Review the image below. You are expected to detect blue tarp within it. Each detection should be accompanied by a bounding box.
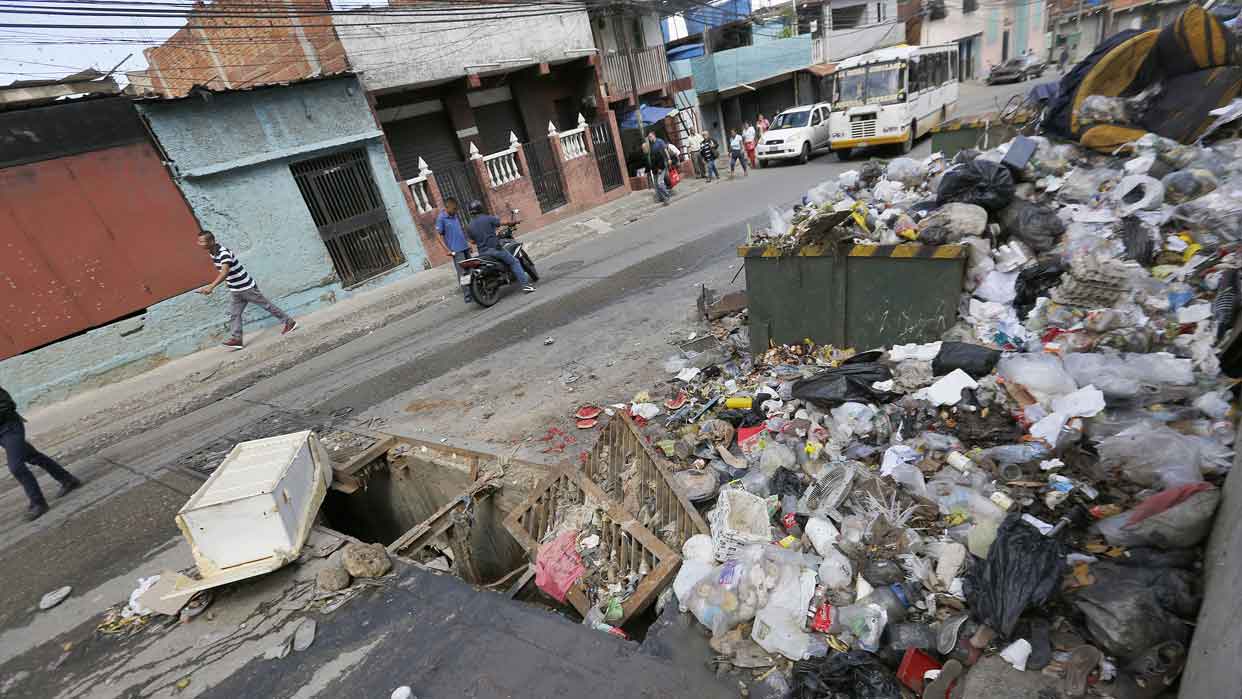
[618,104,677,130]
[667,43,705,62]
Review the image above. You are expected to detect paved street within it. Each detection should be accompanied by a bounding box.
[0,79,1040,697]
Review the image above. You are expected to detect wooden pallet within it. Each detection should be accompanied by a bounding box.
[503,466,680,626]
[580,413,709,551]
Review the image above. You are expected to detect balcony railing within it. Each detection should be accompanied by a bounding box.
[601,45,672,98]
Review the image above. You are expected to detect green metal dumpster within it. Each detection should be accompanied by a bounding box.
[930,113,1019,159]
[740,242,967,355]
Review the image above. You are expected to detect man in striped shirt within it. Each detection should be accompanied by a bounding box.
[197,231,296,350]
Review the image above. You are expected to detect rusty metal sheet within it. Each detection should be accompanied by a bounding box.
[0,96,147,170]
[0,141,210,360]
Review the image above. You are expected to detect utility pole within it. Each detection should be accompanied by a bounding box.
[614,1,653,176]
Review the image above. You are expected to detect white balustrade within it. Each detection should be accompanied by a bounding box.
[483,148,522,187]
[559,127,589,161]
[406,176,433,213]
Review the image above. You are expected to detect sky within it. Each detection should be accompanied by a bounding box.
[0,12,180,84]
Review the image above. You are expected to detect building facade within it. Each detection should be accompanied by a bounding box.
[0,74,425,407]
[922,0,1045,78]
[682,0,900,145]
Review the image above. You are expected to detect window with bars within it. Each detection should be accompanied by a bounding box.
[290,149,406,287]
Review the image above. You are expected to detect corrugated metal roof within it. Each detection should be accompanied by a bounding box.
[131,71,357,102]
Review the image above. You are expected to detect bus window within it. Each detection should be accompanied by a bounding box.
[865,64,903,103]
[835,69,866,105]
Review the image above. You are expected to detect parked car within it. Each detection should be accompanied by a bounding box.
[756,102,833,166]
[986,55,1046,84]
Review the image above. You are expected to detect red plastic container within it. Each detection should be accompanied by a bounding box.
[897,648,942,692]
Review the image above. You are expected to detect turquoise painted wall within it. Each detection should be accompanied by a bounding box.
[691,35,813,93]
[0,75,427,408]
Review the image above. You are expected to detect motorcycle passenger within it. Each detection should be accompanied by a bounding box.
[465,200,536,293]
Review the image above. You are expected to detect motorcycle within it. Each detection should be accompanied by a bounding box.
[458,211,540,308]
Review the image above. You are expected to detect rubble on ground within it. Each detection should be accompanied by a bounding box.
[571,117,1242,697]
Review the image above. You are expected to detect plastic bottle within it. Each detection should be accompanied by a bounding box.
[856,583,911,624]
[725,396,753,409]
[805,517,841,557]
[825,602,888,651]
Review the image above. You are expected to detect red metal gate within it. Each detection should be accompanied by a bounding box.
[0,141,209,359]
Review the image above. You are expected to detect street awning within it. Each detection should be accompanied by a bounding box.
[805,62,838,77]
[619,104,677,130]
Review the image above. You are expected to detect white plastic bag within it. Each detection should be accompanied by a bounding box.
[751,567,818,659]
[1098,423,1206,488]
[997,354,1077,406]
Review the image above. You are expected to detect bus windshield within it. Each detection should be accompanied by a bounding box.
[833,61,905,106]
[770,110,810,129]
[865,66,903,103]
[835,69,866,105]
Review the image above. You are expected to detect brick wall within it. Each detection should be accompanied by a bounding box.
[142,0,348,97]
[413,109,631,267]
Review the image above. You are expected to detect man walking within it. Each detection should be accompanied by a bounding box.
[729,129,748,178]
[435,197,475,304]
[197,231,295,350]
[700,131,720,181]
[1058,46,1070,73]
[465,200,536,293]
[743,121,758,169]
[687,130,705,179]
[645,132,672,205]
[1,386,80,521]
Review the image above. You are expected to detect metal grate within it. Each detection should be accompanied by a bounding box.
[432,162,486,224]
[503,466,680,626]
[590,120,625,192]
[291,149,405,287]
[581,413,709,551]
[523,136,568,213]
[850,118,878,139]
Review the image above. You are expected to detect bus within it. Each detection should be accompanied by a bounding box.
[827,44,960,158]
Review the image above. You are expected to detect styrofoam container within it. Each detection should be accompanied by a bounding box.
[176,430,331,577]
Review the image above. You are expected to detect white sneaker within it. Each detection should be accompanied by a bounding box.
[523,285,537,293]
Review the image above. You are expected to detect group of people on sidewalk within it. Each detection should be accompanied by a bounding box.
[648,113,773,194]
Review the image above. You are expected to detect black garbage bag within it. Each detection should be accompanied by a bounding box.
[792,651,902,699]
[936,160,1016,212]
[933,342,1001,378]
[791,364,894,409]
[997,199,1066,252]
[1120,216,1157,265]
[1013,258,1068,320]
[771,467,804,499]
[1074,563,1195,660]
[964,514,1066,638]
[953,148,981,164]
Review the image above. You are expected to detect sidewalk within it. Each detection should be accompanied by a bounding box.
[23,176,717,461]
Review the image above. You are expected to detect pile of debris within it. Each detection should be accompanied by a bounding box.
[568,112,1242,698]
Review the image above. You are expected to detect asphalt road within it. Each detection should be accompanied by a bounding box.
[0,79,1035,691]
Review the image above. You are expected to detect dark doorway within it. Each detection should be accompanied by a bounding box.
[475,99,529,154]
[590,119,624,192]
[554,97,579,133]
[523,136,568,213]
[433,162,487,224]
[383,110,461,177]
[1002,30,1010,62]
[291,149,406,287]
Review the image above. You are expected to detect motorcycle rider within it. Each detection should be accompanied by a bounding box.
[465,200,536,293]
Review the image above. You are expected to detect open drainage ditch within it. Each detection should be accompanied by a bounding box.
[318,435,669,640]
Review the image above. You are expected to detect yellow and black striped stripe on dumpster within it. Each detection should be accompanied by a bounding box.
[736,244,965,259]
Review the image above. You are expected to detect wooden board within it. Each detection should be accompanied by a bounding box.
[503,466,680,626]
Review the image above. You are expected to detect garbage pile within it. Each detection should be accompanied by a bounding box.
[597,126,1242,697]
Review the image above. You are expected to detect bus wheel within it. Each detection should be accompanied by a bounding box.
[834,149,850,161]
[900,122,915,154]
